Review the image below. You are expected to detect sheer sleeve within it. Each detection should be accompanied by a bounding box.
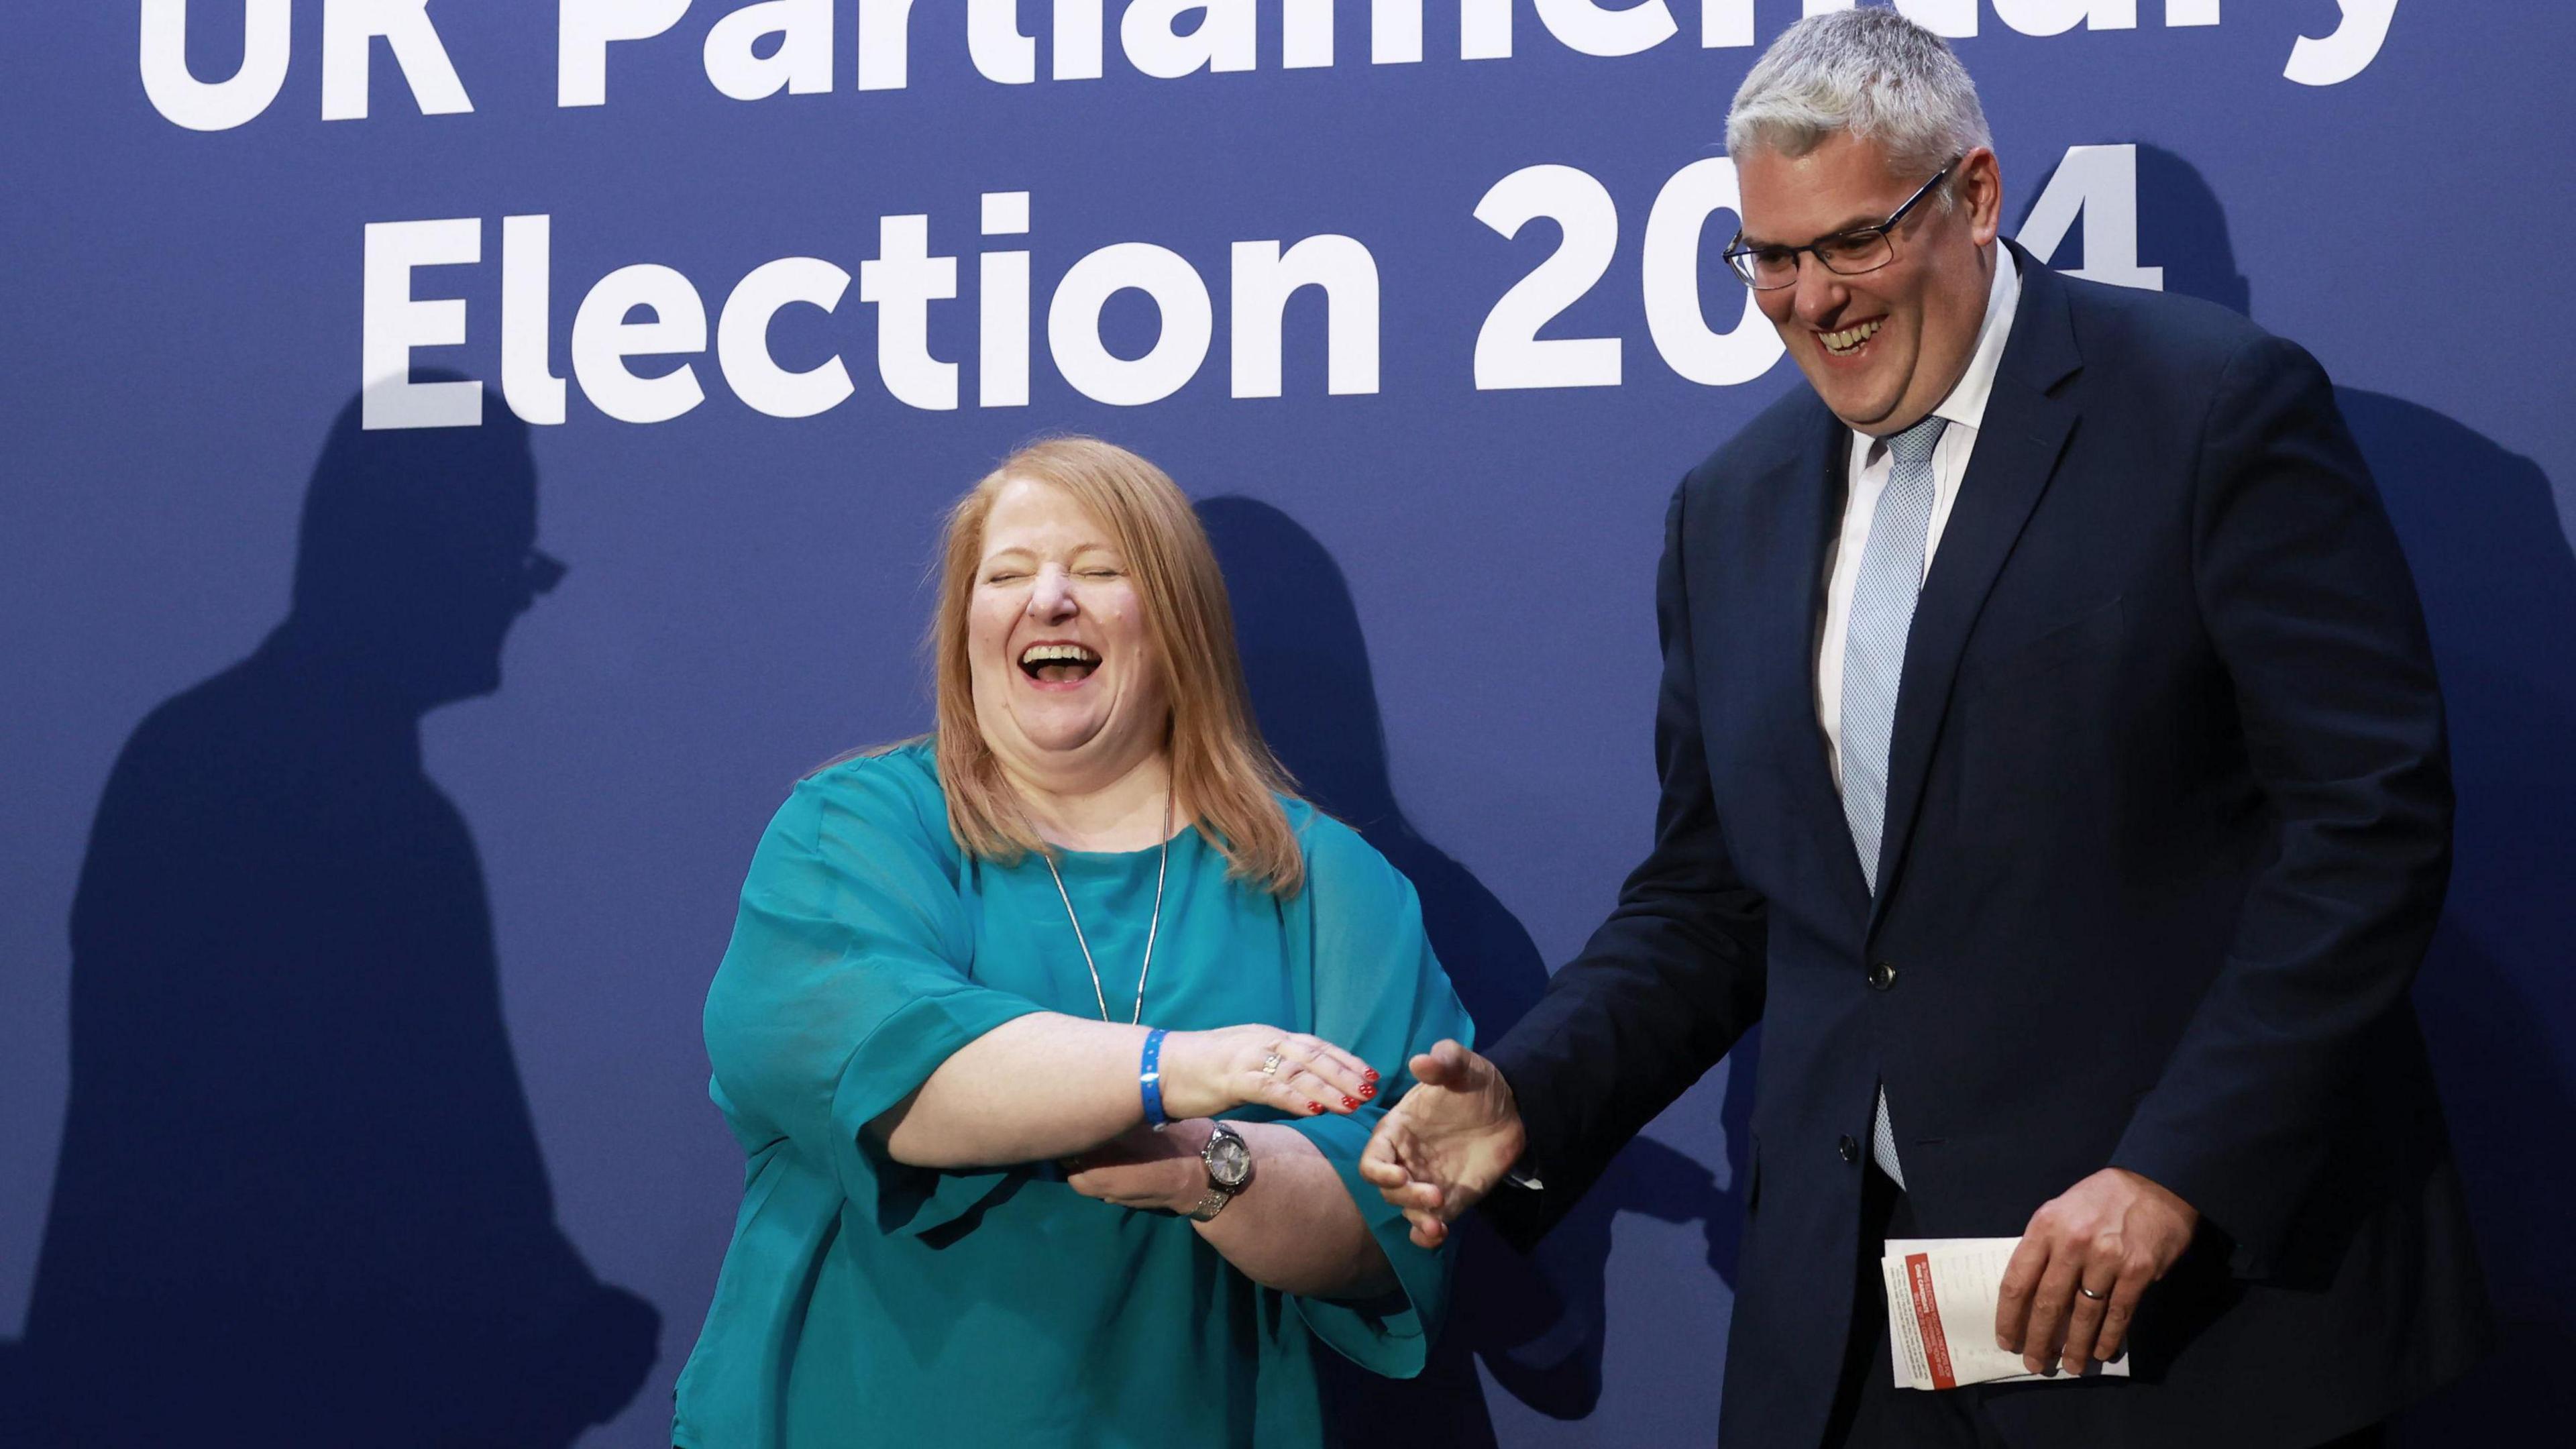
[1273,811,1474,1377]
[702,752,1046,1237]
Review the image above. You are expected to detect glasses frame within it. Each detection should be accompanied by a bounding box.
[1723,156,1964,291]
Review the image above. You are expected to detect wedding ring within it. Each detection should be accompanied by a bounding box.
[1261,1052,1284,1077]
[2077,1285,2109,1301]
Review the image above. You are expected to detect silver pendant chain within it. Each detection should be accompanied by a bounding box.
[1040,790,1173,1025]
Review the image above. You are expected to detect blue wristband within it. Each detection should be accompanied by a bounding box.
[1140,1028,1170,1129]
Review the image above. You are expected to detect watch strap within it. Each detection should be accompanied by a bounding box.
[1189,1121,1250,1222]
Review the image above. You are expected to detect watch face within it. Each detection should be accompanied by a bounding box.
[1207,1132,1252,1190]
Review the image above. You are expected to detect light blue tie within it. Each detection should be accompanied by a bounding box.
[1841,411,1947,1187]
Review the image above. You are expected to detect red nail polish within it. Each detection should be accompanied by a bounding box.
[1358,1083,1377,1100]
[1307,1102,1324,1114]
[1364,1069,1380,1082]
[1342,1095,1359,1110]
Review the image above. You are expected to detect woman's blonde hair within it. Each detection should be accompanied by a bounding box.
[929,436,1305,897]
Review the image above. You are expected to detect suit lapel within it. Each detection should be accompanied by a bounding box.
[1759,402,1876,919]
[1868,249,2085,925]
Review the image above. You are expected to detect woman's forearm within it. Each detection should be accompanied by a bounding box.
[877,1016,1380,1170]
[1195,1122,1396,1300]
[873,1013,1150,1168]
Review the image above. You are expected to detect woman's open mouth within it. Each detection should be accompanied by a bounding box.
[1019,642,1101,684]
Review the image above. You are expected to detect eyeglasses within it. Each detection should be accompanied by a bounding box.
[1723,157,1961,290]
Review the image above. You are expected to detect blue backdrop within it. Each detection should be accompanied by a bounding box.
[3,2,2565,1442]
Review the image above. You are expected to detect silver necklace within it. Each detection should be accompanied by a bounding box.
[1040,791,1173,1025]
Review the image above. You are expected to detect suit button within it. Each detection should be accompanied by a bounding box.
[1868,960,1898,991]
[1838,1134,1860,1163]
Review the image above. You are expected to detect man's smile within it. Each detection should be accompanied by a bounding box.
[1819,317,1885,358]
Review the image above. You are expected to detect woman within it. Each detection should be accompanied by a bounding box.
[674,438,1470,1448]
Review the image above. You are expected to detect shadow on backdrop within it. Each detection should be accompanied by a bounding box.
[1198,496,1747,1442]
[2,382,658,1446]
[2027,144,2569,1440]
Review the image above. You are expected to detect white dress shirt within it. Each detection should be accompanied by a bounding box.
[1817,248,2021,1189]
[1816,249,2023,791]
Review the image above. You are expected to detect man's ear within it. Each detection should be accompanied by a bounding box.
[1959,146,2004,248]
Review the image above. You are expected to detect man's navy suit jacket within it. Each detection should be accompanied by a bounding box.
[1485,246,2489,1448]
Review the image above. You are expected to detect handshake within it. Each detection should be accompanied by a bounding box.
[1078,1026,1523,1240]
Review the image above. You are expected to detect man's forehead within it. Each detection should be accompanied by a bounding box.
[1735,134,1920,241]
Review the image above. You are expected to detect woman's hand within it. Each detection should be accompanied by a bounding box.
[1063,1121,1210,1214]
[1156,1024,1379,1120]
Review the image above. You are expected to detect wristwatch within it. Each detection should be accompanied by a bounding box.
[1187,1121,1253,1222]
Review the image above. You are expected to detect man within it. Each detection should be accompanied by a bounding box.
[1360,11,2487,1447]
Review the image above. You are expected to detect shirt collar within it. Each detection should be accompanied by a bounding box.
[1930,244,2021,435]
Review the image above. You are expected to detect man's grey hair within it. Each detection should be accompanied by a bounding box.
[1725,6,1992,204]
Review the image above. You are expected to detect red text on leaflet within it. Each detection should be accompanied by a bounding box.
[1905,1252,1957,1390]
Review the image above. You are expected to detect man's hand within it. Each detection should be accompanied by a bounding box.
[1063,1121,1209,1214]
[1994,1167,2199,1375]
[1356,1040,1527,1248]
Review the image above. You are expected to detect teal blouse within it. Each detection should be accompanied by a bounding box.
[674,743,1470,1448]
